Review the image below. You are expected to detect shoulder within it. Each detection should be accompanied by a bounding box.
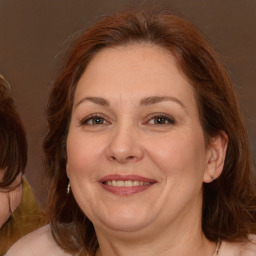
[5,225,72,256]
[220,235,256,256]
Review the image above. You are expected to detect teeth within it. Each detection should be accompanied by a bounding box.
[133,181,139,186]
[116,181,124,186]
[103,180,151,187]
[125,180,133,187]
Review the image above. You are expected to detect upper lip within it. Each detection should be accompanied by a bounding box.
[98,174,156,183]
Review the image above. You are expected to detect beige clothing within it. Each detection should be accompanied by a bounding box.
[219,237,256,256]
[6,224,256,256]
[5,225,72,256]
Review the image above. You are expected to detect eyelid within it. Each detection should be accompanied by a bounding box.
[78,112,176,126]
[144,113,176,125]
[80,113,110,125]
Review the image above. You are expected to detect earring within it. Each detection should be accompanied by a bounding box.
[210,175,215,181]
[67,182,71,194]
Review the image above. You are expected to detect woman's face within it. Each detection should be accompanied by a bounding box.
[66,44,215,235]
[0,171,22,228]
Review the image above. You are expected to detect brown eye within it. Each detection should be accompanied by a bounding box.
[154,117,169,124]
[148,115,176,125]
[81,115,108,125]
[91,117,105,125]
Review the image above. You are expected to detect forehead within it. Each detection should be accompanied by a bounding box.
[74,43,195,106]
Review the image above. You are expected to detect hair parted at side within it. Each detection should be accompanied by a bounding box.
[43,9,256,255]
[0,75,27,189]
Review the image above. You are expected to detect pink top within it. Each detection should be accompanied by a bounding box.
[6,225,256,256]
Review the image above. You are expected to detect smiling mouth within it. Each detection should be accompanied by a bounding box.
[102,180,151,187]
[99,175,156,195]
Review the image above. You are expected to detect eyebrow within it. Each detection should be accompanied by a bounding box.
[140,96,186,109]
[75,97,110,108]
[75,96,186,109]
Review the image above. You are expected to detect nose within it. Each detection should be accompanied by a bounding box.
[106,124,144,164]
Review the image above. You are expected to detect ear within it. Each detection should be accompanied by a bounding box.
[203,131,228,183]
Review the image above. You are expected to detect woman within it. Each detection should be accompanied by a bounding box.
[7,10,256,256]
[0,75,43,255]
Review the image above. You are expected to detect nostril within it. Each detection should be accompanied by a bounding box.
[111,156,116,161]
[109,155,136,163]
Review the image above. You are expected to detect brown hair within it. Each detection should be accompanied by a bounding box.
[0,75,27,189]
[43,10,256,255]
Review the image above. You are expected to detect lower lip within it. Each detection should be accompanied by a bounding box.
[99,183,154,195]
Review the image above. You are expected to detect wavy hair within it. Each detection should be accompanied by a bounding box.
[43,10,256,255]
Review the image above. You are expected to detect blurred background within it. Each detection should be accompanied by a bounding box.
[0,0,255,205]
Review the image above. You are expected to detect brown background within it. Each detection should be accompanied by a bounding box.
[0,0,255,205]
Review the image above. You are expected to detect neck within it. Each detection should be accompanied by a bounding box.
[95,209,216,256]
[96,232,216,256]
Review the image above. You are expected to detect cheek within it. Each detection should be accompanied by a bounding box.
[9,184,23,213]
[146,131,206,179]
[67,134,104,178]
[66,136,100,219]
[0,186,22,228]
[66,132,109,208]
[0,193,10,228]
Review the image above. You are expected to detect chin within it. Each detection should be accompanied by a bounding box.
[101,220,149,232]
[94,209,154,233]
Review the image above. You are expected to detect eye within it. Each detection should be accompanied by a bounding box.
[80,114,109,125]
[147,114,176,125]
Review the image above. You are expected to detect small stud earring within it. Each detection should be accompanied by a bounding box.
[210,176,215,181]
[67,182,71,194]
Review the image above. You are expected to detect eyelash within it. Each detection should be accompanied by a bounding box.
[145,113,176,125]
[80,114,109,126]
[80,113,176,126]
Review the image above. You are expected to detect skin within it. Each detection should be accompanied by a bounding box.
[66,43,228,256]
[0,171,22,228]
